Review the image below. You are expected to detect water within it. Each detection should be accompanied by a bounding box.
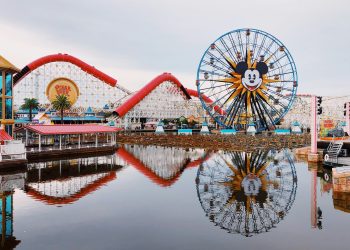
[1,144,349,250]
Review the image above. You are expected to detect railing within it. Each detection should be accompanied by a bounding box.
[26,142,116,153]
[324,137,343,164]
[0,140,27,161]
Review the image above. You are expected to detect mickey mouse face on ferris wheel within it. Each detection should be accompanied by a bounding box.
[236,61,269,92]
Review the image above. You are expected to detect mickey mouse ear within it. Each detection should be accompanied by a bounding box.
[236,61,248,74]
[256,62,268,75]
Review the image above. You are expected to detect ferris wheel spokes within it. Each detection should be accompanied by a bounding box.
[196,28,298,130]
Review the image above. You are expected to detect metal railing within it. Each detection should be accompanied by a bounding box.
[324,137,343,164]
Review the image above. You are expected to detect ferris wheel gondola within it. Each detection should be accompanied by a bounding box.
[196,28,298,130]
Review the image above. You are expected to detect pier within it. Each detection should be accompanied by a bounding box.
[2,124,120,164]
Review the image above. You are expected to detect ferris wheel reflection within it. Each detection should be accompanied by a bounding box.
[196,149,297,237]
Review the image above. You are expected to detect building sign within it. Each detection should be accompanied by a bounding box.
[320,119,336,137]
[323,119,334,128]
[46,78,79,105]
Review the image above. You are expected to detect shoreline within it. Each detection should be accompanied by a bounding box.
[116,133,311,152]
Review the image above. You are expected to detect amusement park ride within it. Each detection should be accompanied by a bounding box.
[196,28,298,131]
[6,28,299,132]
[13,54,131,114]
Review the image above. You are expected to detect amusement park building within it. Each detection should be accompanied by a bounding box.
[282,94,350,130]
[12,54,209,127]
[0,55,20,136]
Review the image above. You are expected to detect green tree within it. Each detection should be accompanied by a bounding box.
[162,119,169,125]
[51,95,72,124]
[21,98,39,122]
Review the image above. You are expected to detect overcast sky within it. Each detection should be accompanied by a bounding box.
[1,0,349,95]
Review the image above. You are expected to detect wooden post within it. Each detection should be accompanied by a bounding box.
[95,133,98,147]
[59,135,62,150]
[78,134,81,149]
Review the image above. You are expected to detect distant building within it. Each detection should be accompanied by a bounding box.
[14,106,105,125]
[282,95,350,130]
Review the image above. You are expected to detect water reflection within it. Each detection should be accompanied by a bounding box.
[25,155,121,205]
[117,145,210,187]
[0,170,26,249]
[3,145,350,249]
[315,165,350,214]
[196,149,298,237]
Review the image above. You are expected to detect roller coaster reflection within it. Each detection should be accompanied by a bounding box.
[116,145,211,187]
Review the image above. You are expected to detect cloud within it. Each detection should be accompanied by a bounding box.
[2,0,350,95]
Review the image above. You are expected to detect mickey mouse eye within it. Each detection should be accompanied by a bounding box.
[248,74,251,79]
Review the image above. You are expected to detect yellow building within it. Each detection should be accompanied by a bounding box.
[0,55,20,137]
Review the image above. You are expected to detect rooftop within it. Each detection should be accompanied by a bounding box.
[0,55,20,73]
[85,107,94,114]
[25,124,121,135]
[0,129,13,141]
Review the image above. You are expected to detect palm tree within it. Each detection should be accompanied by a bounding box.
[51,95,72,124]
[21,98,39,122]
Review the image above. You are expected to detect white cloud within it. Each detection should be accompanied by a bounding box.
[2,0,350,94]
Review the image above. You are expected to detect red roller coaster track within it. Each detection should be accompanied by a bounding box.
[14,53,225,116]
[115,73,225,117]
[185,88,226,115]
[115,73,191,117]
[13,53,117,86]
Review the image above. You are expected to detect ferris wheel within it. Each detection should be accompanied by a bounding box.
[196,150,297,236]
[196,28,298,130]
